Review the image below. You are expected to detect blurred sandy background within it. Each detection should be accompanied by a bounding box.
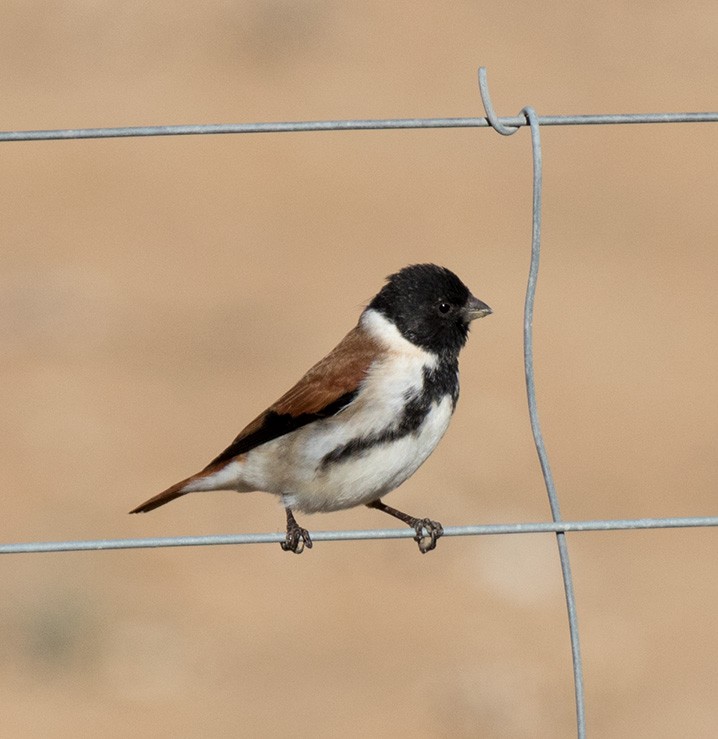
[1,2,717,737]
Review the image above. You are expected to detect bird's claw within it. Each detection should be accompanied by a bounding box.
[281,522,313,554]
[413,518,444,554]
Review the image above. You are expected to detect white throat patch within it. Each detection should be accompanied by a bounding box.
[360,308,438,368]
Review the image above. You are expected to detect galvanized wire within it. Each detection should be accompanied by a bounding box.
[478,66,585,736]
[2,517,718,554]
[523,105,586,739]
[0,113,717,143]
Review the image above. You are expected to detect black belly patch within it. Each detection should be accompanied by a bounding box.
[319,360,458,470]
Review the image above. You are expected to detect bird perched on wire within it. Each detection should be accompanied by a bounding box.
[130,263,491,554]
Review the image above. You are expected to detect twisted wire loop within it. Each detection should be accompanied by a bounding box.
[478,67,586,738]
[478,67,521,136]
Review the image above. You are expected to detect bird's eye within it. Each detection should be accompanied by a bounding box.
[437,302,452,315]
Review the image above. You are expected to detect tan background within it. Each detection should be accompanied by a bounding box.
[1,2,717,737]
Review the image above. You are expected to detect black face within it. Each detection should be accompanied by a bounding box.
[368,264,484,356]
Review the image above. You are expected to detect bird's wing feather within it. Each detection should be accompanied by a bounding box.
[203,323,380,470]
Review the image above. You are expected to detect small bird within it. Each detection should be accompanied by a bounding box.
[130,264,491,553]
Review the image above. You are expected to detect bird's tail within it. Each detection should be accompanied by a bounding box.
[129,473,204,514]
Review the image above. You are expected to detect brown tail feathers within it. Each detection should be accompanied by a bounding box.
[129,477,194,514]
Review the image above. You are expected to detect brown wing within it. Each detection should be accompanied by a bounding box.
[202,323,381,470]
[129,322,381,514]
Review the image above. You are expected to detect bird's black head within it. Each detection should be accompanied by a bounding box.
[367,263,491,356]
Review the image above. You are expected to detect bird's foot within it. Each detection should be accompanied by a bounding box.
[412,518,444,554]
[281,509,312,554]
[366,499,444,554]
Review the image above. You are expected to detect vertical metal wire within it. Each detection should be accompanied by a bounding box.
[478,68,586,737]
[522,106,586,738]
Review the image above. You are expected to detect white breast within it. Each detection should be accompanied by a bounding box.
[211,309,456,513]
[297,393,455,512]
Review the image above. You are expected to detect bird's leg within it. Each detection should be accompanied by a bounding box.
[281,507,312,554]
[367,498,443,554]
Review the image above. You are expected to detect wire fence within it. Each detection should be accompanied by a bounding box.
[4,517,718,555]
[2,67,717,738]
[1,112,716,141]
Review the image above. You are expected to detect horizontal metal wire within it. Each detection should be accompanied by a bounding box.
[2,517,718,554]
[1,112,717,142]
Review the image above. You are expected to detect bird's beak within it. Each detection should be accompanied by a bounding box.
[463,295,492,321]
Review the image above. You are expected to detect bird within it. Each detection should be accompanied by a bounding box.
[130,263,491,554]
